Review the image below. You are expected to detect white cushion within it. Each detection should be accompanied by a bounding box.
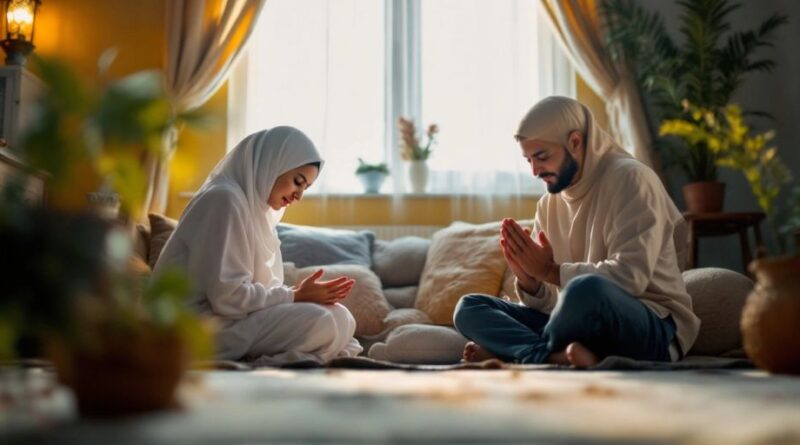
[368,324,467,364]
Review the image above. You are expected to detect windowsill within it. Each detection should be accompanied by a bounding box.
[178,191,544,199]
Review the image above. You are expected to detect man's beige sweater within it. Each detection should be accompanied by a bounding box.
[519,152,701,356]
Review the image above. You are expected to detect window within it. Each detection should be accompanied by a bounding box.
[229,0,574,195]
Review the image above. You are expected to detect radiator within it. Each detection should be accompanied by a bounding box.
[332,225,443,240]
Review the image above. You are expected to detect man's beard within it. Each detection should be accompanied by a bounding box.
[541,148,578,194]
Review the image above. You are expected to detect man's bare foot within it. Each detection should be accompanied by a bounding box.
[565,342,599,368]
[462,341,498,363]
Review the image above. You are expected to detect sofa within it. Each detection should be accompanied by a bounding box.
[135,214,755,365]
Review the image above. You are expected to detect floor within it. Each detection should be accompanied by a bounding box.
[3,367,800,444]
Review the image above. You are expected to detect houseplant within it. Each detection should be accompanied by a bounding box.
[398,117,438,193]
[0,55,212,416]
[662,101,800,374]
[602,0,787,212]
[355,158,389,194]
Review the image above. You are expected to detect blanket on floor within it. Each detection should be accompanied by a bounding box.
[208,355,754,371]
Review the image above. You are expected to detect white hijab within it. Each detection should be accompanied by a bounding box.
[185,126,323,285]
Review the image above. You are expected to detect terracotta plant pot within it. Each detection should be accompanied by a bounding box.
[50,327,187,418]
[682,181,725,213]
[740,256,800,375]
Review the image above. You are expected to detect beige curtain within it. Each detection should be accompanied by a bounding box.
[539,0,659,171]
[145,0,267,215]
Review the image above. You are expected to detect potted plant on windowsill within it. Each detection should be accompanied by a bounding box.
[663,102,800,375]
[398,117,438,193]
[0,55,212,417]
[602,0,787,213]
[355,158,389,194]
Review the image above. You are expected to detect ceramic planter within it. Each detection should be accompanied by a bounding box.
[407,161,429,194]
[50,326,188,418]
[683,181,725,213]
[741,256,800,375]
[357,171,388,194]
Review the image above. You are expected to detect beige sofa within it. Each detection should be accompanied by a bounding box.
[135,214,754,365]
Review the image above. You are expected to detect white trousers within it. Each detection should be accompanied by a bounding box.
[215,302,363,364]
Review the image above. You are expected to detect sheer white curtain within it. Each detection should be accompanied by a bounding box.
[539,0,658,170]
[420,0,573,195]
[148,0,266,216]
[228,0,385,194]
[228,0,574,197]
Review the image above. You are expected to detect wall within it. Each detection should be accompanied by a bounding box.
[36,0,164,80]
[641,0,800,272]
[31,0,167,210]
[32,0,227,214]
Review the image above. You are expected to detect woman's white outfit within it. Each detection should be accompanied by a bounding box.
[154,127,362,363]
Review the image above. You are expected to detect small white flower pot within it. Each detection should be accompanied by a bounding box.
[357,172,388,194]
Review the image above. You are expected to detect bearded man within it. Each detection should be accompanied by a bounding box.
[453,96,699,367]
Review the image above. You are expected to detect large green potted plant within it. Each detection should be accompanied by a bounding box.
[0,55,212,416]
[602,0,787,212]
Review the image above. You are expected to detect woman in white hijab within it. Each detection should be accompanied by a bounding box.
[154,126,362,364]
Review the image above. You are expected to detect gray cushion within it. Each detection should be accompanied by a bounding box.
[277,224,375,268]
[372,236,430,286]
[684,267,754,356]
[383,286,418,309]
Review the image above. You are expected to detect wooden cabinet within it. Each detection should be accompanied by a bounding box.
[0,146,46,205]
[0,67,45,205]
[0,66,43,153]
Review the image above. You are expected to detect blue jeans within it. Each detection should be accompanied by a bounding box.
[452,274,677,364]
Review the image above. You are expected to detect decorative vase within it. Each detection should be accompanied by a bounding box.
[357,172,387,194]
[740,256,800,375]
[407,160,429,194]
[683,181,725,213]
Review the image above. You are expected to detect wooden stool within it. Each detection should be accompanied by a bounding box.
[683,212,766,275]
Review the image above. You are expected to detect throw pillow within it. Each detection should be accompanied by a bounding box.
[147,213,178,269]
[372,236,430,286]
[133,223,150,265]
[368,324,467,364]
[284,263,392,337]
[684,267,753,356]
[277,224,375,268]
[383,286,418,309]
[414,221,508,325]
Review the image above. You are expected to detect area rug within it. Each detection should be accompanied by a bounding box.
[209,355,754,371]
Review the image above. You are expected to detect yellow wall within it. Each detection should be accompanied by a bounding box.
[33,0,227,214]
[36,0,164,80]
[577,76,610,131]
[32,0,167,211]
[283,195,539,226]
[167,86,228,216]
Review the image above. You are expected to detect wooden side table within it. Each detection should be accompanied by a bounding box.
[683,212,766,274]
